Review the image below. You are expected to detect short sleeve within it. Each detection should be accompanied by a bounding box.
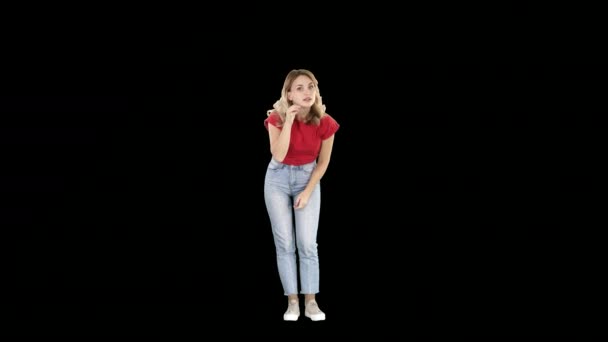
[319,114,340,140]
[264,112,282,131]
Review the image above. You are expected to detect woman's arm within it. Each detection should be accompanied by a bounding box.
[294,134,335,209]
[268,122,293,162]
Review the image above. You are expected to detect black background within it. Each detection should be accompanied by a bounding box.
[1,4,602,336]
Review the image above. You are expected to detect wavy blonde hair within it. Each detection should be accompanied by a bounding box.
[266,69,326,126]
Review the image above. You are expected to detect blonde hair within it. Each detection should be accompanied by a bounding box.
[266,69,326,126]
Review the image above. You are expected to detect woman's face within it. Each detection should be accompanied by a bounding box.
[288,75,316,108]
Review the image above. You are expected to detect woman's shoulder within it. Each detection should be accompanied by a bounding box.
[268,110,285,120]
[265,111,282,130]
[268,111,283,122]
[318,113,339,139]
[320,113,338,124]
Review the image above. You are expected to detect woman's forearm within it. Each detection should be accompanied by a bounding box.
[271,122,292,162]
[303,161,328,194]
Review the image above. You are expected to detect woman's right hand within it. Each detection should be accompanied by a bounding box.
[285,105,300,125]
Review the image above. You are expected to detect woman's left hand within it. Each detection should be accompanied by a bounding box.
[294,191,311,210]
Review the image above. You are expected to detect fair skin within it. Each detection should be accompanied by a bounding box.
[268,75,336,305]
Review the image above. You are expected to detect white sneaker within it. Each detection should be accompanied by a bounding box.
[283,299,300,321]
[305,300,325,321]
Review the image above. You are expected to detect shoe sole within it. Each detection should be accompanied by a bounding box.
[284,314,299,321]
[305,313,326,321]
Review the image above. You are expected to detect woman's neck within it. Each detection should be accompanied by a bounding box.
[297,109,310,121]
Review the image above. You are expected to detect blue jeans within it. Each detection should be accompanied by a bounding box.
[264,158,321,295]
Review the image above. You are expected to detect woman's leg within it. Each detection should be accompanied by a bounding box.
[294,183,321,295]
[295,185,326,321]
[264,164,298,296]
[292,161,325,320]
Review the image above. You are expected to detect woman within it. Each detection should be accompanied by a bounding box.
[264,69,339,321]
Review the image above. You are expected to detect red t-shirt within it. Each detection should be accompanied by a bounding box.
[264,112,340,165]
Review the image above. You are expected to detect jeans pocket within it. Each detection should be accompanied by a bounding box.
[268,158,283,170]
[302,163,316,173]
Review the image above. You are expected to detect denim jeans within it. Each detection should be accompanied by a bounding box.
[264,158,321,295]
